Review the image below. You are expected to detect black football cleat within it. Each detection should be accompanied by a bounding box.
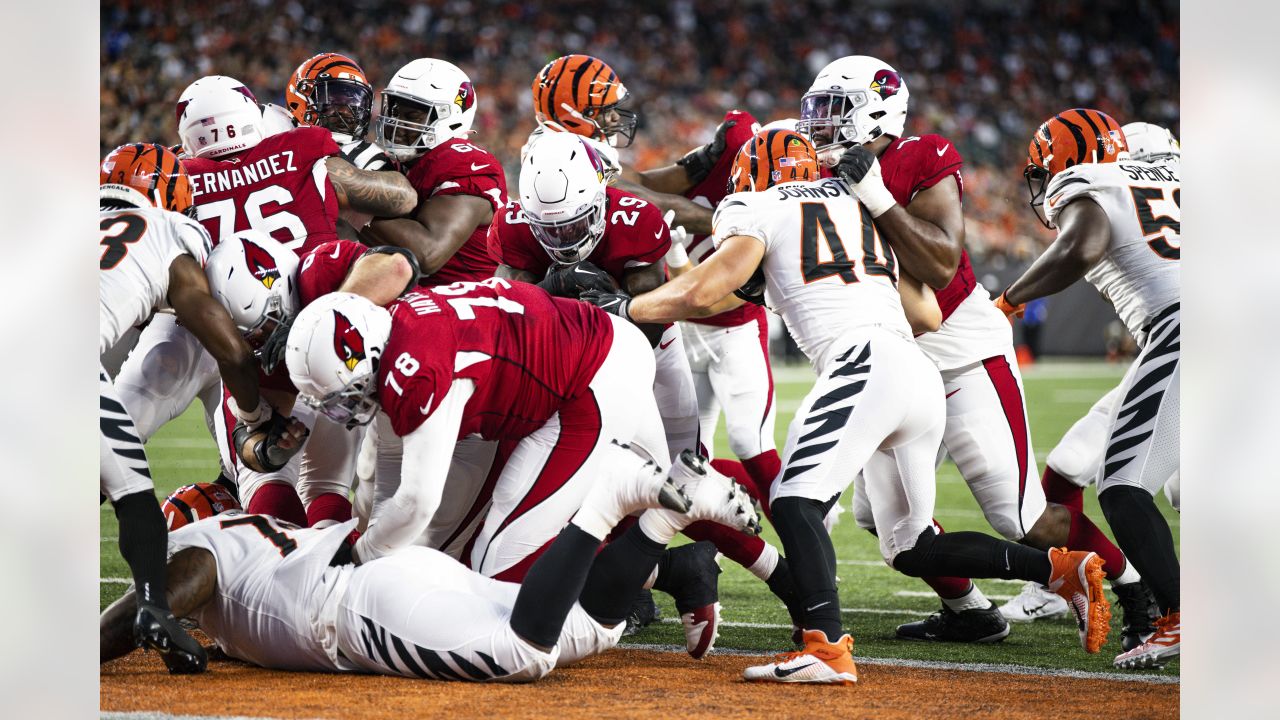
[1113,580,1160,651]
[134,604,208,674]
[896,602,1011,643]
[657,541,722,658]
[622,587,661,637]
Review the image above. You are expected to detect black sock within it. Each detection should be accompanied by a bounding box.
[509,524,602,648]
[578,524,666,625]
[893,527,1052,583]
[1100,485,1180,614]
[765,556,805,627]
[771,496,842,639]
[114,491,171,611]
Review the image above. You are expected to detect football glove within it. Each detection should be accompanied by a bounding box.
[677,120,737,185]
[834,145,896,217]
[538,261,620,298]
[580,289,634,322]
[232,410,310,473]
[256,314,295,374]
[733,266,767,307]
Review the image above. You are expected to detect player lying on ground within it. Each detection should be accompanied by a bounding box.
[581,128,1112,685]
[101,451,758,681]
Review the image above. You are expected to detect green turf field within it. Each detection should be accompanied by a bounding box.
[100,358,1178,676]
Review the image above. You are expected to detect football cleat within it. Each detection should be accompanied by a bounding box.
[1046,548,1112,653]
[667,450,762,535]
[1114,612,1180,669]
[134,604,208,675]
[896,602,1011,644]
[1112,580,1160,652]
[743,630,858,685]
[622,588,661,638]
[661,541,722,659]
[999,581,1070,623]
[579,441,690,529]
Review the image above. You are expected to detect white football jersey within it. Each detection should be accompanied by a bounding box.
[712,178,910,368]
[99,206,211,355]
[168,514,356,672]
[1043,160,1180,344]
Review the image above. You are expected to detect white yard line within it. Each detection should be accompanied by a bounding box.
[894,590,1012,600]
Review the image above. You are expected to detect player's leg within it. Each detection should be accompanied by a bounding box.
[296,415,361,527]
[99,368,206,673]
[1100,307,1181,669]
[681,321,721,457]
[708,316,781,510]
[114,314,221,443]
[652,324,701,462]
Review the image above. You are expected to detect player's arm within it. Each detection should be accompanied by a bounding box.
[608,235,762,324]
[629,116,740,195]
[100,547,217,662]
[167,254,260,413]
[873,178,965,289]
[631,163,693,194]
[352,379,475,564]
[324,156,417,218]
[360,194,494,275]
[337,247,420,306]
[1002,198,1111,307]
[898,269,943,334]
[495,264,539,283]
[613,176,714,236]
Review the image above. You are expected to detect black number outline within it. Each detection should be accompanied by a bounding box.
[220,515,298,557]
[800,202,857,283]
[1129,186,1181,260]
[858,203,897,281]
[100,214,149,270]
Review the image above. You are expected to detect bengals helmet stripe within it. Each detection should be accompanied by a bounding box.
[729,128,820,194]
[161,482,241,531]
[100,142,194,216]
[286,52,372,135]
[1027,107,1127,175]
[532,55,634,145]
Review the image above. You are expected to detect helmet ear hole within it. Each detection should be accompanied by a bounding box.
[870,111,886,120]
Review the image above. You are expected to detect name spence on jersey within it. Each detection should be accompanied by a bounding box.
[774,178,851,200]
[1119,163,1179,183]
[190,151,301,197]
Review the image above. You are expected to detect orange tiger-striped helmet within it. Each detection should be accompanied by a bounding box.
[1023,108,1127,226]
[99,143,194,216]
[162,483,241,531]
[728,128,820,194]
[531,54,638,147]
[286,53,373,140]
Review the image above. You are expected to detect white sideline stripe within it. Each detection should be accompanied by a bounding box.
[618,643,1178,685]
[102,536,118,542]
[102,577,132,584]
[894,590,1012,601]
[102,713,300,720]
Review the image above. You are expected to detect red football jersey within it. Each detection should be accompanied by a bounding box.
[183,126,341,255]
[488,186,669,285]
[297,239,367,307]
[681,110,767,328]
[876,134,975,321]
[378,278,614,439]
[404,138,507,285]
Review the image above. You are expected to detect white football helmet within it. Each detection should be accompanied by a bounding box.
[519,132,610,264]
[375,58,477,162]
[1120,122,1180,164]
[260,103,298,138]
[798,56,909,162]
[177,75,266,159]
[204,230,300,369]
[285,292,391,428]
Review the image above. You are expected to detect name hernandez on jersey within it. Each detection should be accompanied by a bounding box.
[183,126,341,253]
[99,207,212,355]
[168,513,356,672]
[876,133,975,320]
[681,109,767,328]
[378,279,614,439]
[1044,160,1180,343]
[404,137,507,285]
[487,186,670,282]
[712,178,909,368]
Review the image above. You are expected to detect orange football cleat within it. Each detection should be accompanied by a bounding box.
[743,629,858,685]
[1046,547,1111,653]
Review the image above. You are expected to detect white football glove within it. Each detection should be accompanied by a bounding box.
[662,209,691,268]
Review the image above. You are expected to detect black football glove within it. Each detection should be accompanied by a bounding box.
[256,315,295,374]
[231,410,310,473]
[538,261,620,299]
[733,266,767,307]
[580,289,634,322]
[834,144,877,186]
[677,120,737,185]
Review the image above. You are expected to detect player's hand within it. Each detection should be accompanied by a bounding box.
[834,144,876,185]
[733,266,767,307]
[538,261,619,298]
[662,210,691,270]
[835,145,896,217]
[232,411,310,473]
[580,289,634,322]
[256,315,295,374]
[994,291,1026,321]
[678,119,737,185]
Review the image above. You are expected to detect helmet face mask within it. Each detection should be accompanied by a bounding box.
[299,369,381,428]
[798,56,909,164]
[302,78,373,139]
[528,194,607,264]
[588,95,639,148]
[375,59,477,162]
[798,89,876,157]
[1023,163,1053,229]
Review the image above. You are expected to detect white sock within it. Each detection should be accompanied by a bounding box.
[1111,560,1141,587]
[941,584,990,613]
[746,542,779,581]
[642,565,659,590]
[570,507,616,542]
[637,508,684,545]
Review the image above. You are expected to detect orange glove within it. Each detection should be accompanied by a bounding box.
[994,292,1026,321]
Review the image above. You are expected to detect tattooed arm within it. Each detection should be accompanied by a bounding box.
[324,156,418,218]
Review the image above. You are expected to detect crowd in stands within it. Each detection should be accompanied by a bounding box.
[102,0,1178,260]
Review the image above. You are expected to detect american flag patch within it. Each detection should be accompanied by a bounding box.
[778,157,798,167]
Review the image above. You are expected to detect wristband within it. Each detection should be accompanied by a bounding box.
[229,397,270,427]
[853,179,897,218]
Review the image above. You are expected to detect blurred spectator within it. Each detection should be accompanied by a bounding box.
[101,0,1178,262]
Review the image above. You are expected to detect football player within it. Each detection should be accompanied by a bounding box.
[101,470,757,680]
[999,122,1179,647]
[997,110,1180,669]
[363,58,507,284]
[581,128,1112,684]
[98,144,300,674]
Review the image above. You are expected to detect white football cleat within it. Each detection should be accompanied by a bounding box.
[667,450,762,534]
[579,441,689,529]
[743,630,858,685]
[999,581,1070,622]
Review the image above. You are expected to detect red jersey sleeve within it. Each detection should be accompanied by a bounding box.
[486,201,552,277]
[896,134,964,205]
[297,240,367,306]
[378,311,455,437]
[603,188,670,266]
[407,139,507,212]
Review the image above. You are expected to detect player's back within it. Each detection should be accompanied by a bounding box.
[168,513,355,671]
[99,206,211,355]
[183,126,340,254]
[713,177,909,368]
[380,278,614,439]
[1044,159,1180,343]
[405,137,507,284]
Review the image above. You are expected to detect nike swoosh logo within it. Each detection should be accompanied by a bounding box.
[806,601,830,612]
[420,393,435,415]
[936,144,950,157]
[774,659,820,678]
[655,228,664,239]
[659,339,675,350]
[945,389,961,399]
[1026,601,1049,614]
[470,163,490,171]
[1004,548,1011,572]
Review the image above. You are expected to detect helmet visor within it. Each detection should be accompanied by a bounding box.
[376,93,449,156]
[309,79,373,138]
[528,203,603,264]
[300,371,380,428]
[797,90,869,149]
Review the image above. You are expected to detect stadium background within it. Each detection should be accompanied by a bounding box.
[100,0,1179,355]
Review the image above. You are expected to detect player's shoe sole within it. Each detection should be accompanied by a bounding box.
[1047,548,1111,654]
[1115,612,1180,669]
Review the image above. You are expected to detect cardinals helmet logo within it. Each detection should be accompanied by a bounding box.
[582,141,607,183]
[869,69,902,99]
[242,239,281,290]
[332,310,367,372]
[455,82,475,113]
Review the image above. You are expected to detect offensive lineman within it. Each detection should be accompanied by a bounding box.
[997,110,1181,669]
[581,129,1111,684]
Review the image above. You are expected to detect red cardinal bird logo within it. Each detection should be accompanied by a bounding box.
[869,69,902,99]
[455,82,475,113]
[332,310,366,371]
[242,239,281,290]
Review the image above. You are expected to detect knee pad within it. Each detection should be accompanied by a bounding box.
[889,526,938,577]
[1045,443,1098,487]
